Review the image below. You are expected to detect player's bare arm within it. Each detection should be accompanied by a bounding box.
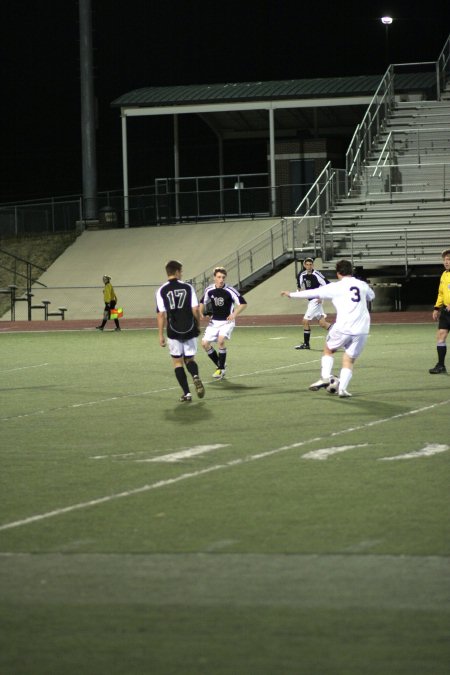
[227,303,247,322]
[157,311,166,347]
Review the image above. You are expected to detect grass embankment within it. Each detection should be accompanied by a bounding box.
[0,233,77,315]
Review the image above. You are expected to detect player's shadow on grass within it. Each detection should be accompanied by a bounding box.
[330,396,411,416]
[209,379,260,392]
[164,401,212,424]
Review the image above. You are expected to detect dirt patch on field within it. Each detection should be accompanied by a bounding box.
[0,312,432,332]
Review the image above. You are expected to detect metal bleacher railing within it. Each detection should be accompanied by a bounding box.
[189,165,348,294]
[0,248,47,320]
[0,177,312,237]
[346,33,450,190]
[190,34,450,287]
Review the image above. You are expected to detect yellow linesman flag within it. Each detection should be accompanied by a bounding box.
[110,307,123,319]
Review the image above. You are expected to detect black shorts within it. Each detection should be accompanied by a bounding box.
[438,308,450,330]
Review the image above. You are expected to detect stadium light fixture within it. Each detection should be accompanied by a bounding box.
[380,16,393,67]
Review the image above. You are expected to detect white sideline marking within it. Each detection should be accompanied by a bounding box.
[379,443,449,461]
[136,444,230,463]
[1,363,49,373]
[302,444,368,460]
[0,385,177,422]
[1,398,449,532]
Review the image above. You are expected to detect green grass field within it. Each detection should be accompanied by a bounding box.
[1,324,449,675]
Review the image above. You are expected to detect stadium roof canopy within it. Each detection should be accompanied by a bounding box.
[111,72,436,221]
[112,72,435,138]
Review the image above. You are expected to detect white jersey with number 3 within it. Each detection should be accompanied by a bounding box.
[291,276,375,335]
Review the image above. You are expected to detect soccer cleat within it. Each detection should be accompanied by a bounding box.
[294,343,310,350]
[212,368,226,380]
[429,364,447,374]
[309,378,330,391]
[193,375,205,398]
[114,327,121,331]
[96,326,104,331]
[338,390,352,398]
[179,393,192,403]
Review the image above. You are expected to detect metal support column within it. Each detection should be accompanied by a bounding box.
[269,106,277,216]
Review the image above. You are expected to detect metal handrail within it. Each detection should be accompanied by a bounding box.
[346,33,450,189]
[363,159,450,200]
[189,215,322,294]
[372,132,393,176]
[436,33,450,99]
[345,66,395,187]
[0,248,47,292]
[372,126,450,168]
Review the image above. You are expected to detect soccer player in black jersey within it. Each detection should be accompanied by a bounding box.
[156,260,205,402]
[200,267,247,379]
[294,258,331,350]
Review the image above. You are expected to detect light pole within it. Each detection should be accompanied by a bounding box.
[381,16,393,67]
[79,0,98,223]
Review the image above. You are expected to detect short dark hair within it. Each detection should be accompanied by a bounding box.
[213,267,227,276]
[336,259,353,276]
[165,260,182,276]
[441,249,450,258]
[304,257,314,264]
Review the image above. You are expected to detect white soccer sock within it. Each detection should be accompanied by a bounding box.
[321,354,334,379]
[339,367,352,392]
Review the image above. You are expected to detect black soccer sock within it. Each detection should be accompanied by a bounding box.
[218,349,227,369]
[437,344,447,366]
[303,329,311,346]
[185,360,199,379]
[174,366,190,395]
[207,348,219,366]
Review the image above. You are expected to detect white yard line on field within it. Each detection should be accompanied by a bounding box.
[1,363,49,373]
[0,386,178,422]
[135,444,230,463]
[378,443,449,461]
[91,452,139,459]
[302,444,369,460]
[1,398,449,532]
[0,361,317,422]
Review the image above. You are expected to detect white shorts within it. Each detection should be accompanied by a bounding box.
[167,337,198,358]
[304,299,327,322]
[202,319,235,344]
[326,326,368,359]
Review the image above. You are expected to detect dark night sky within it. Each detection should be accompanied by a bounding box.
[2,0,449,202]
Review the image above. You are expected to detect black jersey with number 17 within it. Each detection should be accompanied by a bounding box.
[156,279,199,340]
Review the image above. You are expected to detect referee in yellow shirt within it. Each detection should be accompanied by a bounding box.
[429,249,450,374]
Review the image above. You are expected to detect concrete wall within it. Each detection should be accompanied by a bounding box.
[9,219,316,320]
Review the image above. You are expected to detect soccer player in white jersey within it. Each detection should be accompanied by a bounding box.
[281,259,375,397]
